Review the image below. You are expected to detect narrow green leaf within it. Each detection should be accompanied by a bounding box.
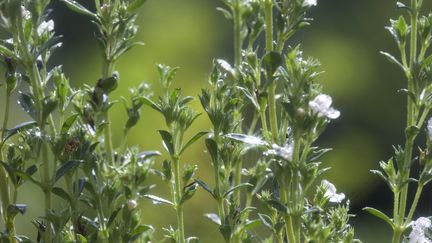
[195,179,215,198]
[61,114,79,135]
[158,130,175,155]
[107,207,121,228]
[223,183,253,198]
[262,51,283,78]
[143,194,173,206]
[52,187,72,203]
[179,131,208,155]
[3,121,36,142]
[363,207,394,229]
[0,161,17,185]
[61,0,98,19]
[244,219,261,230]
[55,160,82,182]
[205,138,218,165]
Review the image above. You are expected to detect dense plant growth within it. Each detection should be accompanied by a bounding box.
[1,0,432,242]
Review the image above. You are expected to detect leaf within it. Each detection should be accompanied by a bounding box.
[61,0,98,19]
[244,219,261,230]
[61,114,79,135]
[52,187,72,203]
[107,207,121,228]
[204,213,221,225]
[158,130,175,155]
[18,93,36,120]
[142,96,161,112]
[195,179,215,198]
[137,150,161,162]
[0,161,17,185]
[258,214,273,229]
[143,194,173,206]
[128,0,148,12]
[130,225,153,240]
[262,51,283,78]
[179,131,208,155]
[0,44,15,58]
[3,121,36,142]
[205,138,218,166]
[267,199,287,213]
[42,99,58,122]
[36,35,63,57]
[223,183,253,198]
[97,76,118,94]
[180,182,198,204]
[55,160,82,182]
[216,59,236,78]
[14,171,43,189]
[7,204,27,218]
[380,51,406,72]
[225,133,267,146]
[363,207,394,229]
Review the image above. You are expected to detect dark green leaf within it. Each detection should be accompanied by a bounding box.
[180,131,208,155]
[18,93,36,120]
[262,51,283,78]
[195,179,215,198]
[128,0,148,12]
[3,121,37,142]
[267,199,287,213]
[158,130,175,155]
[363,207,394,229]
[223,183,253,198]
[42,99,58,122]
[61,0,98,19]
[0,161,17,185]
[7,204,27,218]
[55,160,82,182]
[130,225,153,240]
[107,207,121,228]
[61,114,79,135]
[52,187,72,203]
[205,138,218,166]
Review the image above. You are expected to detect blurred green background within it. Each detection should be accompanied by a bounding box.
[5,0,432,242]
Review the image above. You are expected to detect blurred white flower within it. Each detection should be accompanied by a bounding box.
[127,199,138,211]
[309,94,340,119]
[409,217,432,243]
[427,117,432,140]
[267,142,294,161]
[304,0,317,7]
[321,180,345,203]
[21,6,31,20]
[37,20,54,36]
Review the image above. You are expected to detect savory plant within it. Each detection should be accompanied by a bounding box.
[365,0,432,242]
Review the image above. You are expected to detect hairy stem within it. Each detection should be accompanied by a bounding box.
[102,60,115,166]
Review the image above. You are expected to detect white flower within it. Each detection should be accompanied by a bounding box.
[309,94,340,119]
[21,6,31,20]
[409,217,432,243]
[127,199,138,211]
[427,117,432,140]
[267,142,294,161]
[321,180,345,203]
[37,20,54,36]
[303,0,317,7]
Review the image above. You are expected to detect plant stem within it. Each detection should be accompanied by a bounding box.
[102,60,115,166]
[173,155,185,243]
[405,184,424,225]
[394,2,419,241]
[265,0,278,144]
[232,0,243,206]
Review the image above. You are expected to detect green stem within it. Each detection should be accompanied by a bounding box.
[173,156,185,243]
[393,190,400,226]
[405,184,424,226]
[265,0,279,144]
[102,60,115,166]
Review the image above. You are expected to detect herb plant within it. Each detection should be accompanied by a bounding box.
[2,0,422,242]
[365,0,432,242]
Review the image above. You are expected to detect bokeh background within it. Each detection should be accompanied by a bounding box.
[4,0,432,242]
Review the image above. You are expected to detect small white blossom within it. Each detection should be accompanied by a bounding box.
[267,142,294,161]
[37,20,54,36]
[21,6,31,20]
[309,94,340,119]
[321,180,345,203]
[303,0,317,7]
[127,199,138,211]
[427,117,432,140]
[409,217,432,243]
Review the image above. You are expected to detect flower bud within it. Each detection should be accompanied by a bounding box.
[127,199,138,211]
